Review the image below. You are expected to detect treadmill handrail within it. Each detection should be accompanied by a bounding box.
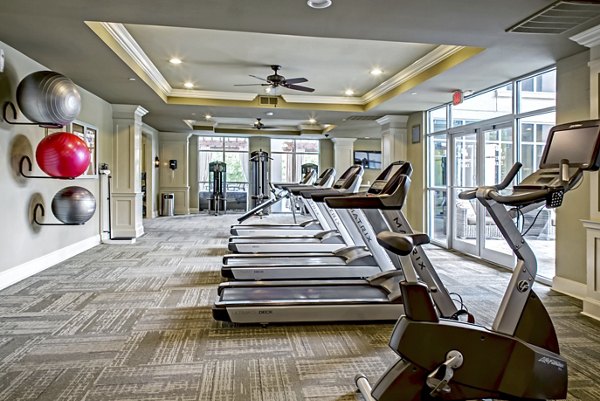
[325,175,411,210]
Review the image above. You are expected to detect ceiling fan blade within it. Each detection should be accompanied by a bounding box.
[283,77,308,85]
[234,83,269,87]
[249,74,269,82]
[284,84,315,93]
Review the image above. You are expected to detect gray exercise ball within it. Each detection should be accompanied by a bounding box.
[16,71,81,126]
[51,186,96,224]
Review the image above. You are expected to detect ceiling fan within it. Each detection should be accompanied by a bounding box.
[253,118,271,130]
[235,65,315,93]
[252,118,295,131]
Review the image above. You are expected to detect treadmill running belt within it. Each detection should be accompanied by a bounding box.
[220,285,389,304]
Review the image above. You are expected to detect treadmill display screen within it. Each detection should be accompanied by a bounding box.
[541,124,600,169]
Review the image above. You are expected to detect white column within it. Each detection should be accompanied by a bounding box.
[111,104,148,239]
[377,115,409,166]
[570,24,600,320]
[331,138,356,174]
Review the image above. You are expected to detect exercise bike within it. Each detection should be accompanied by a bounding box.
[355,119,600,400]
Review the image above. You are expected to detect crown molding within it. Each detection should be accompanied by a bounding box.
[170,89,257,101]
[376,115,409,127]
[281,94,365,105]
[570,24,600,49]
[363,45,464,103]
[101,22,172,96]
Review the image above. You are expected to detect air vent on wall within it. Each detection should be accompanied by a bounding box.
[506,1,600,34]
[345,115,383,121]
[258,96,279,106]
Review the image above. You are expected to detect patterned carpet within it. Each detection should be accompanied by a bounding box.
[0,213,599,401]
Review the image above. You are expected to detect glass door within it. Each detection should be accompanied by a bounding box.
[480,124,515,267]
[451,131,478,255]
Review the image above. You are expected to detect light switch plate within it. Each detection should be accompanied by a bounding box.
[0,49,4,73]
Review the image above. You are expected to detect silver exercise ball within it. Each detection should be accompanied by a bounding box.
[16,71,81,126]
[51,186,96,224]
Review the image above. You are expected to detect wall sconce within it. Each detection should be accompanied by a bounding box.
[154,156,160,168]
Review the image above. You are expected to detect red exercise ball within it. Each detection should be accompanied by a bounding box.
[35,132,91,178]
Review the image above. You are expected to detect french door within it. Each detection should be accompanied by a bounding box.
[450,122,515,268]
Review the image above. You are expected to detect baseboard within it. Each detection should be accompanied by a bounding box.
[583,298,600,322]
[552,276,587,300]
[0,235,100,291]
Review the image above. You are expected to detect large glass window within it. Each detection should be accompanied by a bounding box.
[198,137,249,209]
[426,68,556,282]
[271,139,320,183]
[451,86,513,127]
[519,70,556,114]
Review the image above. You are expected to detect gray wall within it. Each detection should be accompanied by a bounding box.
[319,138,334,171]
[555,50,592,284]
[0,41,114,276]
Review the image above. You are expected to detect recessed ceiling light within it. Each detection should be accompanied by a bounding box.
[307,0,332,9]
[309,118,317,124]
[411,92,417,95]
[205,114,212,120]
[365,137,370,139]
[344,89,354,96]
[266,111,274,116]
[184,82,194,89]
[128,77,136,81]
[370,68,383,76]
[169,58,182,65]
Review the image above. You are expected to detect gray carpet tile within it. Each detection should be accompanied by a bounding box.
[0,213,598,400]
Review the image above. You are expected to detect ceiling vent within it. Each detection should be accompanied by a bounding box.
[258,96,279,106]
[506,1,600,34]
[345,115,383,121]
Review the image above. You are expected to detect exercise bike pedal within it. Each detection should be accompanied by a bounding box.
[426,350,464,396]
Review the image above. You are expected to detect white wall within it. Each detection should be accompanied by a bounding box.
[555,50,592,285]
[0,41,114,288]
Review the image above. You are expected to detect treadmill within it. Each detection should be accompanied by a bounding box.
[230,167,336,235]
[228,165,364,254]
[221,162,413,280]
[213,162,460,324]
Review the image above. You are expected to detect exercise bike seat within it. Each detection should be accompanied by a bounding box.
[376,231,430,256]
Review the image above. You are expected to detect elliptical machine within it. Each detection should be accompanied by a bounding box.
[356,119,600,401]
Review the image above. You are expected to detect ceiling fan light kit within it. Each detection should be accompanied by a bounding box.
[307,0,332,9]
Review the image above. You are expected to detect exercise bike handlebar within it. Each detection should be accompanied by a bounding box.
[458,162,522,201]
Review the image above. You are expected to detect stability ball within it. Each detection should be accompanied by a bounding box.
[51,186,96,224]
[16,71,81,126]
[36,132,91,178]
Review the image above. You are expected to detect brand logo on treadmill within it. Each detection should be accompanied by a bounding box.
[258,310,273,314]
[537,356,565,370]
[351,211,372,241]
[392,217,407,234]
[517,280,530,292]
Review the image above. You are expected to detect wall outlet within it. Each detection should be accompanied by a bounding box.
[0,49,4,73]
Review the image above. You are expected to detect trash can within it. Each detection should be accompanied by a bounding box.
[161,193,175,216]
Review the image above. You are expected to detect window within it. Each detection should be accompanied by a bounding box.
[425,68,557,282]
[518,70,556,114]
[198,136,249,192]
[271,139,319,183]
[450,86,513,127]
